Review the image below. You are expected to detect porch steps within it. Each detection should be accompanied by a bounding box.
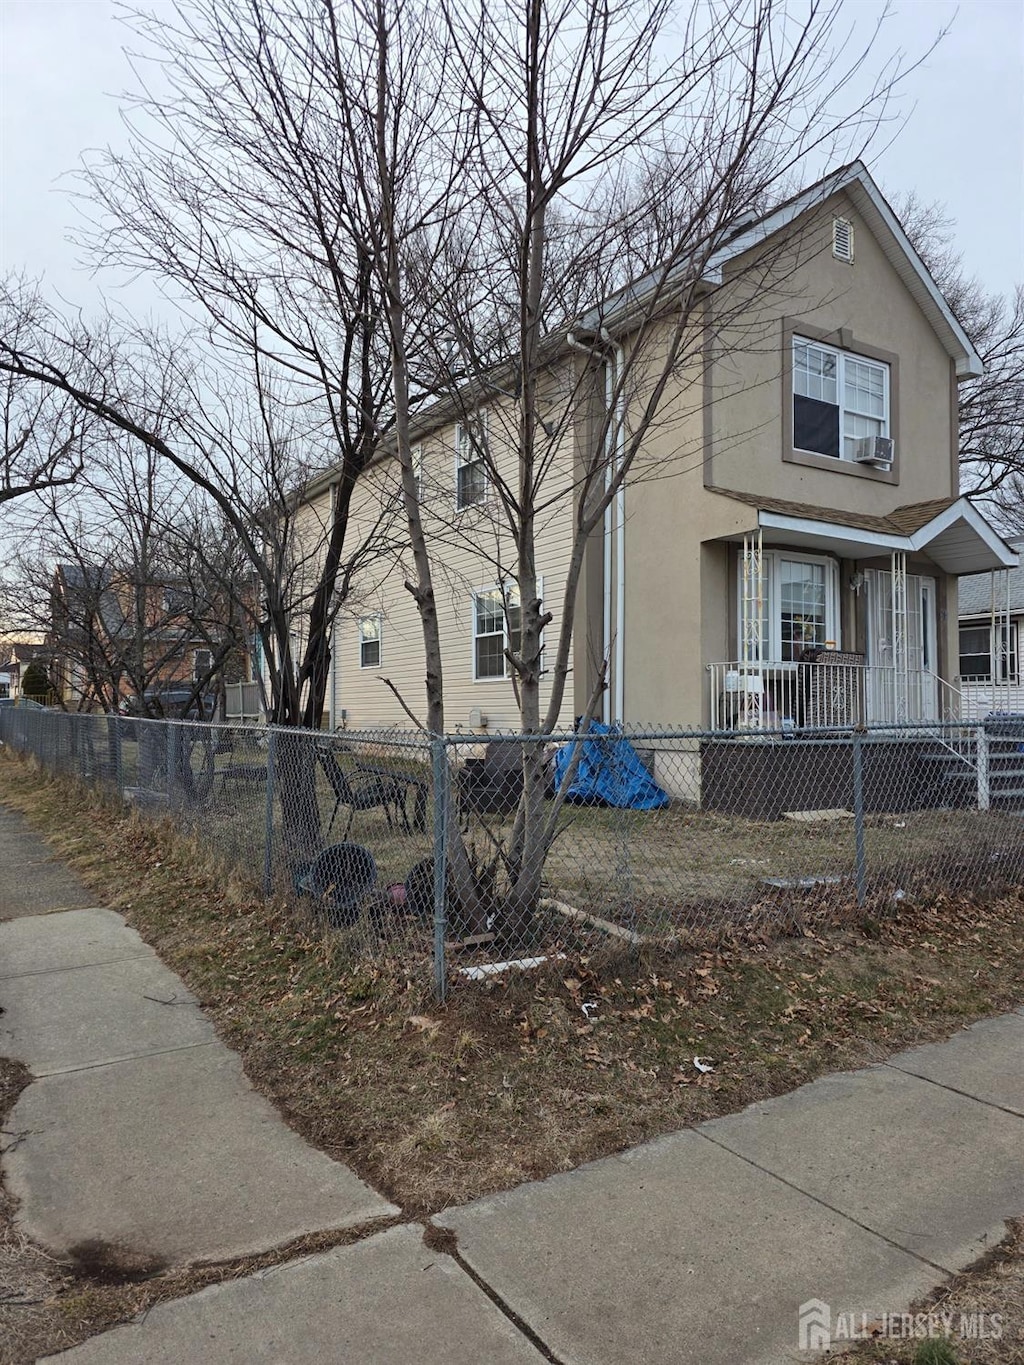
[922,738,1024,811]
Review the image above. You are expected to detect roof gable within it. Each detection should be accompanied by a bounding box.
[701,162,983,380]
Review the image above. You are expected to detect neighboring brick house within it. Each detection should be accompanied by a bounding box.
[48,562,247,712]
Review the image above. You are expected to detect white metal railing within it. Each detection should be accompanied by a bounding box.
[959,679,1024,722]
[707,660,866,731]
[707,660,963,732]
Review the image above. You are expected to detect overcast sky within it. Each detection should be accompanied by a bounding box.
[1,0,1022,309]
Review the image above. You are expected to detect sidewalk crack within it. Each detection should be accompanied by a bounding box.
[421,1223,568,1364]
[694,1128,955,1278]
[882,1062,1024,1120]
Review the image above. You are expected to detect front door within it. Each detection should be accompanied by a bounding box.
[865,569,938,722]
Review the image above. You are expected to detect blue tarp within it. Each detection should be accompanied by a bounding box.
[553,722,670,810]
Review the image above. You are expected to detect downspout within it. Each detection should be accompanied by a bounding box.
[601,327,626,727]
[567,331,613,722]
[328,481,338,731]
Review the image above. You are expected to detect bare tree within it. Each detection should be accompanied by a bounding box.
[895,192,1024,518]
[10,448,252,715]
[1,281,90,505]
[330,0,929,930]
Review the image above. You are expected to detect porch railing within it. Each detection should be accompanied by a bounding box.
[959,679,1024,722]
[707,660,963,732]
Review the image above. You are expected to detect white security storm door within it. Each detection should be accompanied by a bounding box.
[865,569,937,722]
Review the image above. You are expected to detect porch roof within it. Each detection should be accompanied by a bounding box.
[712,489,1018,575]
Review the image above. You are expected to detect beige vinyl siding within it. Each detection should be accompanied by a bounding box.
[332,384,578,733]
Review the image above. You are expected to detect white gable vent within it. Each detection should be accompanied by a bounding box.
[832,216,854,263]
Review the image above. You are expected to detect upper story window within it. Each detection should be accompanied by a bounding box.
[792,337,888,463]
[358,614,382,669]
[456,415,488,509]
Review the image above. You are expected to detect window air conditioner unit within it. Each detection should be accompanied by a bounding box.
[854,436,894,469]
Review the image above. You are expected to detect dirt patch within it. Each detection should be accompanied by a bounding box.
[0,1050,400,1365]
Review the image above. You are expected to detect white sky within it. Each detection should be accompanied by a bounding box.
[0,0,1022,308]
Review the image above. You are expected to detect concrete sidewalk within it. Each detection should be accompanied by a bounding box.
[2,803,1023,1363]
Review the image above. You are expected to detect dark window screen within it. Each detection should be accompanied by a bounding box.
[794,395,840,458]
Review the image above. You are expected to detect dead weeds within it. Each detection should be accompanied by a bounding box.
[832,1219,1024,1363]
[2,750,1024,1357]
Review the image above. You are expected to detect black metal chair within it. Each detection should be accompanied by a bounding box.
[317,746,411,838]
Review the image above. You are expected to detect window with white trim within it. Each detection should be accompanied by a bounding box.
[473,585,521,680]
[456,415,488,509]
[739,551,840,662]
[358,615,381,669]
[959,621,1018,682]
[411,444,423,502]
[793,337,888,462]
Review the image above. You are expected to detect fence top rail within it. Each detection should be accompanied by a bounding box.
[1,710,1002,745]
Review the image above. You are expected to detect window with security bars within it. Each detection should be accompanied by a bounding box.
[473,586,521,680]
[456,418,487,508]
[959,622,1018,682]
[793,336,888,461]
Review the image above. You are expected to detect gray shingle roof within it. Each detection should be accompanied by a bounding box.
[958,538,1024,616]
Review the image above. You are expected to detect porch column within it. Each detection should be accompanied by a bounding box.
[891,549,908,722]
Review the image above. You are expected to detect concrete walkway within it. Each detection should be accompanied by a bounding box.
[2,803,1022,1363]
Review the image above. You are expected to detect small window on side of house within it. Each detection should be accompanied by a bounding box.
[832,217,854,263]
[358,615,382,669]
[193,648,213,682]
[472,585,522,680]
[456,416,488,509]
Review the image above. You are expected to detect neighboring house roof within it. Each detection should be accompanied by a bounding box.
[0,643,50,669]
[55,563,128,639]
[958,537,1024,616]
[713,489,1017,576]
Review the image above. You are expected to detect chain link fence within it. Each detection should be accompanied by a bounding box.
[3,706,1023,998]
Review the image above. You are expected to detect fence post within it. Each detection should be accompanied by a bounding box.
[976,723,990,812]
[431,735,449,1004]
[262,727,277,896]
[852,730,867,907]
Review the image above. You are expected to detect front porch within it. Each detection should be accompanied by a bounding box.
[706,657,961,731]
[707,490,1020,735]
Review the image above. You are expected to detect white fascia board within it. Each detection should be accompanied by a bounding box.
[701,165,858,286]
[757,511,907,554]
[909,499,1020,567]
[844,178,984,379]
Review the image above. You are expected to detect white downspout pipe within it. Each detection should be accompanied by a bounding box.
[567,330,614,724]
[601,328,626,727]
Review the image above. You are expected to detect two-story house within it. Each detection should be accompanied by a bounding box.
[296,162,1016,806]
